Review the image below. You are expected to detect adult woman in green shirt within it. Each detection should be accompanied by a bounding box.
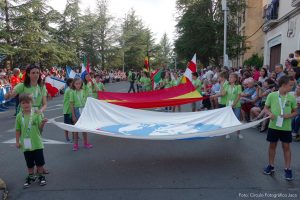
[6,65,47,114]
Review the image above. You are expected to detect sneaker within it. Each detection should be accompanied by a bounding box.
[84,143,93,149]
[23,175,36,189]
[38,175,47,186]
[263,165,275,175]
[225,134,231,139]
[73,144,79,151]
[238,134,244,139]
[295,135,300,142]
[284,169,293,181]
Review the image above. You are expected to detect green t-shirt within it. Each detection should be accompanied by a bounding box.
[92,82,104,99]
[83,83,93,102]
[220,81,229,105]
[70,89,85,108]
[192,79,202,94]
[225,84,242,108]
[127,71,133,82]
[171,78,181,87]
[15,112,44,152]
[140,77,151,91]
[14,83,47,109]
[63,87,72,115]
[265,92,297,131]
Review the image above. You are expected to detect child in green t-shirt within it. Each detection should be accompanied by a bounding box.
[16,93,48,188]
[63,78,74,142]
[212,71,229,108]
[263,75,297,181]
[191,72,202,112]
[70,78,93,151]
[223,73,242,139]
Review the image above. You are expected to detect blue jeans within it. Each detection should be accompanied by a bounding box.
[292,115,300,133]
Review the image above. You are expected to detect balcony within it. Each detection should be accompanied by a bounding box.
[292,0,300,7]
[262,3,279,32]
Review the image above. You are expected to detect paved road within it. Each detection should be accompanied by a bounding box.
[1,81,300,200]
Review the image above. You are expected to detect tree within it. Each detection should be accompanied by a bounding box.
[120,9,154,71]
[243,53,263,68]
[155,33,172,66]
[175,0,247,66]
[94,0,118,69]
[56,0,82,66]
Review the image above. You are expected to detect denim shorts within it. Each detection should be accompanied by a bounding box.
[74,107,83,120]
[233,107,241,120]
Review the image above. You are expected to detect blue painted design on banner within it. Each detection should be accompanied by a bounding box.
[98,123,221,137]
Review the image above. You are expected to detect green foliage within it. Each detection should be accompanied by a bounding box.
[175,0,247,66]
[120,9,154,70]
[243,53,263,68]
[0,0,169,70]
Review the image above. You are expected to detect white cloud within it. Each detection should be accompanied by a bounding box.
[48,0,176,42]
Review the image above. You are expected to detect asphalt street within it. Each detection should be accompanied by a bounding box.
[1,81,300,200]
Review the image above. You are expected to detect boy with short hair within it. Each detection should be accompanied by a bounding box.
[16,93,48,188]
[264,75,297,181]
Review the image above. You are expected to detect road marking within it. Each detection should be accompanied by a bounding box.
[46,104,63,109]
[45,107,62,112]
[2,138,69,144]
[47,116,63,123]
[5,128,15,133]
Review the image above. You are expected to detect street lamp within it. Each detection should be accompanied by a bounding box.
[222,0,228,67]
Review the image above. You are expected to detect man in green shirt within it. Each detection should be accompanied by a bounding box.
[264,75,297,181]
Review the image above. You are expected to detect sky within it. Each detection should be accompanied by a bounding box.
[48,0,177,43]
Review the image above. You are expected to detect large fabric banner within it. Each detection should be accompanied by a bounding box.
[53,98,265,140]
[98,82,204,108]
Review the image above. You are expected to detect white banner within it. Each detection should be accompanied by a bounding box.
[53,98,265,140]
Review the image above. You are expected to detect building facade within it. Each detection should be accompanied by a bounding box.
[263,0,300,71]
[232,0,265,68]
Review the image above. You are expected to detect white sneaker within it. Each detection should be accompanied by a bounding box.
[238,134,244,139]
[225,135,231,139]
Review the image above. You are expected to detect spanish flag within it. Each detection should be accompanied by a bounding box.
[144,55,150,72]
[98,82,203,109]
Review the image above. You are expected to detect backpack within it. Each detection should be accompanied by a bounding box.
[131,73,136,81]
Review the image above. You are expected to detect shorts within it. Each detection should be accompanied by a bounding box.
[64,114,73,125]
[74,107,83,120]
[241,102,253,113]
[233,107,241,120]
[267,128,292,143]
[24,149,45,168]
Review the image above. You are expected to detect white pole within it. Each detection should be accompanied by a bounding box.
[223,0,227,67]
[122,50,125,72]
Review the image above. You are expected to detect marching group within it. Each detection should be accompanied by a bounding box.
[1,50,300,188]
